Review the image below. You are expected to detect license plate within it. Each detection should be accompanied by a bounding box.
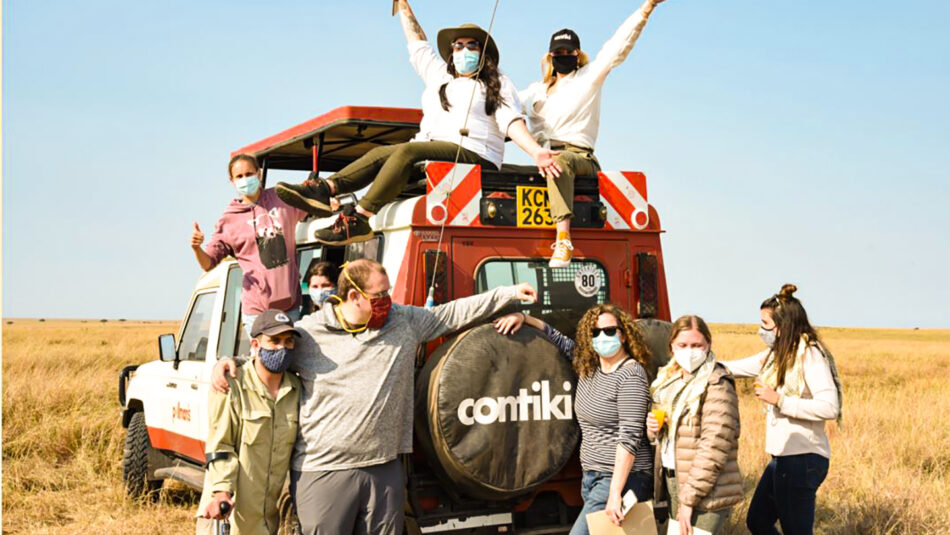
[516,186,554,228]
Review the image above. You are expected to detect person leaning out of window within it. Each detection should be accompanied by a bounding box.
[191,154,309,336]
[304,261,339,314]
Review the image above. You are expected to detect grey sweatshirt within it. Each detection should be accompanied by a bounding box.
[286,286,519,472]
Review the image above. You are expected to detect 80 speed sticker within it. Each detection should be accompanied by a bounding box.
[574,265,602,298]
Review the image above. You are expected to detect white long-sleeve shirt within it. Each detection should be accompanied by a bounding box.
[724,347,840,459]
[407,40,523,168]
[518,7,650,150]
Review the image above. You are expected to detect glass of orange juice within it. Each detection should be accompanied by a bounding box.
[650,407,667,444]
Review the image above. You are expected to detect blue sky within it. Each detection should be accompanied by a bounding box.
[4,0,949,328]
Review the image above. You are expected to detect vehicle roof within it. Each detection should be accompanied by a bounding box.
[195,260,230,291]
[232,105,422,173]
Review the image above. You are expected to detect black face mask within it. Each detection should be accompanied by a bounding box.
[552,55,578,75]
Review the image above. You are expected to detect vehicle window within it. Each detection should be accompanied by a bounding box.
[475,260,608,339]
[179,292,216,362]
[217,266,248,358]
[345,236,382,263]
[297,245,324,292]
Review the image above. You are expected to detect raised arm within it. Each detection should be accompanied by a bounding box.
[396,0,426,43]
[194,218,233,273]
[190,222,216,271]
[587,0,662,85]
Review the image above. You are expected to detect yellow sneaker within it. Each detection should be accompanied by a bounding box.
[549,239,574,268]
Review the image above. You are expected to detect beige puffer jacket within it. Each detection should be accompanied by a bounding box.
[650,363,742,511]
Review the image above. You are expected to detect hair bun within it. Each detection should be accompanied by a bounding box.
[779,283,798,298]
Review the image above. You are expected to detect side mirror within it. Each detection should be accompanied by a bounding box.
[158,334,177,363]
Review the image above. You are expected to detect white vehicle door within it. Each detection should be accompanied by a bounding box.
[155,291,217,464]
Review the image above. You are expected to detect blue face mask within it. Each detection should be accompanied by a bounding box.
[258,346,293,373]
[309,287,334,305]
[453,49,481,75]
[234,175,261,197]
[592,332,622,358]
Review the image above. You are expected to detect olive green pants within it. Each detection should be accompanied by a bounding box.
[547,147,600,222]
[665,474,730,533]
[329,141,494,214]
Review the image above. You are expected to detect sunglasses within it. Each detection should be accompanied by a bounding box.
[452,41,481,51]
[591,327,618,337]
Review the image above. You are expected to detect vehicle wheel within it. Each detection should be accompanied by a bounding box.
[635,318,673,378]
[122,412,162,499]
[277,477,300,535]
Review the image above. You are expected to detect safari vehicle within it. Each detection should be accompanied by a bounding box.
[119,106,672,534]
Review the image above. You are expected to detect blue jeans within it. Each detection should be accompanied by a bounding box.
[569,470,653,535]
[747,453,829,535]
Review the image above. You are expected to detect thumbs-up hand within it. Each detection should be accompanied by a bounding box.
[191,222,204,248]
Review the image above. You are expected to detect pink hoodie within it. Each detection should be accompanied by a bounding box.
[204,188,308,315]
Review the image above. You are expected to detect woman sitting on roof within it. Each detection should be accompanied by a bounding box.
[275,0,560,246]
[520,0,666,268]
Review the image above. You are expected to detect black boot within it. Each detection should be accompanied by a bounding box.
[313,205,374,245]
[275,174,333,217]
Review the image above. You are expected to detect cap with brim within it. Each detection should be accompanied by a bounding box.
[258,324,300,337]
[250,309,301,338]
[549,28,580,53]
[437,23,499,66]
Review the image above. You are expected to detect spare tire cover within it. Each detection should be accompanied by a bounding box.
[416,323,579,500]
[635,318,673,377]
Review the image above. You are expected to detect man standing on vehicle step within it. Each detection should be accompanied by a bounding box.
[196,309,302,535]
[212,258,537,535]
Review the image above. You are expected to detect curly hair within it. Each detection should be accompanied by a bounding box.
[573,304,650,379]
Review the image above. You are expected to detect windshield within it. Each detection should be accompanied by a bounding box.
[475,259,608,339]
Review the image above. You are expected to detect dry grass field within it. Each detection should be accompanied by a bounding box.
[3,319,949,534]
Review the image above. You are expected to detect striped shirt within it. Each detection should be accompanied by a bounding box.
[543,325,654,474]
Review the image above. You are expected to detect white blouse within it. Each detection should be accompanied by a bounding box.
[407,40,523,169]
[519,7,650,150]
[723,347,840,459]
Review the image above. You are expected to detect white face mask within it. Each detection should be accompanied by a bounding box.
[673,347,707,372]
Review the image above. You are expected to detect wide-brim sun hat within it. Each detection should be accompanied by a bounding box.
[436,23,499,66]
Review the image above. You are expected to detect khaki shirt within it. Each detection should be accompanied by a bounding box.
[197,360,300,535]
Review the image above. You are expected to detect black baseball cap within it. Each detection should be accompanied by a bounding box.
[250,309,301,338]
[549,28,580,53]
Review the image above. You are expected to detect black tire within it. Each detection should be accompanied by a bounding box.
[635,318,673,378]
[416,324,579,501]
[122,412,162,499]
[277,477,300,535]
